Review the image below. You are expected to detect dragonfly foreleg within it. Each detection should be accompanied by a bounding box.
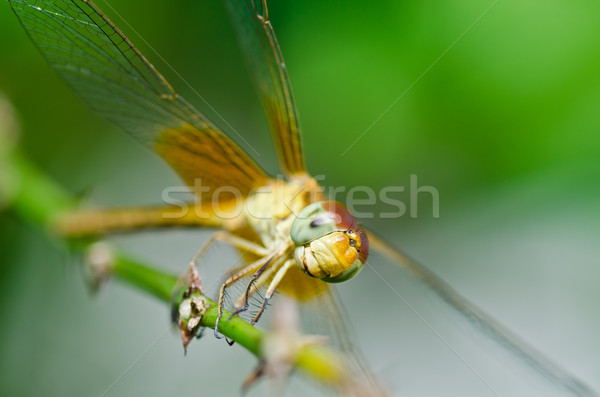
[227,261,270,320]
[228,254,289,321]
[233,258,283,309]
[191,231,268,268]
[251,259,294,325]
[214,255,273,340]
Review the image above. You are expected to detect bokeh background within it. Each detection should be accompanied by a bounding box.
[1,0,599,396]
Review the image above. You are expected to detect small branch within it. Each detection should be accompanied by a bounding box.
[5,151,74,229]
[112,253,179,303]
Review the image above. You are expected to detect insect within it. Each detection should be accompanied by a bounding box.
[8,0,598,395]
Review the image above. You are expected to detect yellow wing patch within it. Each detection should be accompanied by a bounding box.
[156,124,269,201]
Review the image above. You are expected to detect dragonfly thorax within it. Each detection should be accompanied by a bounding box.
[291,201,368,283]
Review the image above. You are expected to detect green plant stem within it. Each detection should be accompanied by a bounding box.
[112,254,178,302]
[111,252,347,385]
[7,151,74,228]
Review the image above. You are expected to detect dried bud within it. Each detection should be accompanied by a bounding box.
[174,263,206,352]
[84,242,115,293]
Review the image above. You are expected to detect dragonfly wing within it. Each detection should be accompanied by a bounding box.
[298,282,386,396]
[223,0,306,177]
[366,228,598,397]
[9,0,269,200]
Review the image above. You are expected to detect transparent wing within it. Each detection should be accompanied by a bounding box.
[9,0,269,200]
[366,228,598,397]
[298,282,386,396]
[223,0,306,177]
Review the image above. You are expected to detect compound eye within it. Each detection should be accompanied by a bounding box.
[291,201,358,246]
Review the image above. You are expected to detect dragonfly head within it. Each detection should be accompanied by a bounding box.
[290,201,369,283]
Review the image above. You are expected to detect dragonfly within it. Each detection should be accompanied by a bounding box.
[8,0,598,395]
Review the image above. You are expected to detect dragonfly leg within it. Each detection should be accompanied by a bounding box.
[228,255,288,320]
[190,230,268,268]
[214,255,273,340]
[251,260,294,325]
[226,263,269,321]
[233,258,282,309]
[213,232,269,256]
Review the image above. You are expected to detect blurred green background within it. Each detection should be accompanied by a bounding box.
[0,0,599,396]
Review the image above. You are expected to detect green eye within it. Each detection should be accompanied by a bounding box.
[290,201,359,246]
[290,202,338,246]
